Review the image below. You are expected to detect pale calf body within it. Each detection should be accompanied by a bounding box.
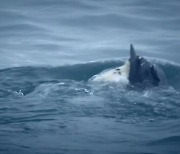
[89,61,130,85]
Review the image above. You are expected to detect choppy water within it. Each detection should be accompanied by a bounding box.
[0,0,180,154]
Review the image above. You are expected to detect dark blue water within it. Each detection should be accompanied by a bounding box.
[1,0,180,154]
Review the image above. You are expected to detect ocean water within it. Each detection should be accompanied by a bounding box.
[0,0,180,154]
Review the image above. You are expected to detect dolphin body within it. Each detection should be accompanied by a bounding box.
[89,44,167,88]
[89,60,130,85]
[128,44,167,87]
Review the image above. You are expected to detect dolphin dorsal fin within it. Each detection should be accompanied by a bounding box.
[130,44,136,58]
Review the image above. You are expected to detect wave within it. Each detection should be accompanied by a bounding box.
[0,58,180,124]
[0,58,180,86]
[148,135,180,145]
[0,58,179,99]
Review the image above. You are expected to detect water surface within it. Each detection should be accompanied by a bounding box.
[0,0,180,154]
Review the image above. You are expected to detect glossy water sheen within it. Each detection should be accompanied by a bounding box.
[0,0,180,154]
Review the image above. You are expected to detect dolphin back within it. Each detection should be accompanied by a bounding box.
[153,64,168,85]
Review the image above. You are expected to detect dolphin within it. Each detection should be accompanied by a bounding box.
[89,60,130,85]
[89,44,167,87]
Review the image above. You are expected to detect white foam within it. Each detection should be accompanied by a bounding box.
[146,57,180,66]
